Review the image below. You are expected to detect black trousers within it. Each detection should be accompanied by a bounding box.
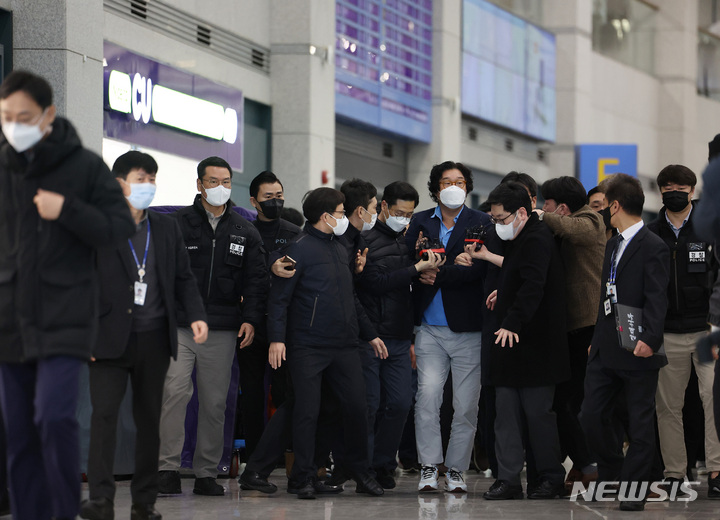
[554,326,594,470]
[581,355,659,483]
[87,328,170,504]
[237,334,271,459]
[288,344,369,484]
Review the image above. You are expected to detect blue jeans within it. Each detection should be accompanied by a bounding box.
[0,356,83,520]
[361,338,413,472]
[414,324,482,471]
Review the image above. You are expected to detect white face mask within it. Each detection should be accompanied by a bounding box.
[203,185,232,207]
[362,209,377,232]
[386,215,410,233]
[439,185,466,209]
[126,182,157,210]
[327,214,349,236]
[495,213,519,241]
[3,109,49,153]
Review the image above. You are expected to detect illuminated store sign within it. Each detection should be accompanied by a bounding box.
[103,42,243,169]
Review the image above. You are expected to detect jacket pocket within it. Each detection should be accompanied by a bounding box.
[39,270,94,329]
[309,295,319,328]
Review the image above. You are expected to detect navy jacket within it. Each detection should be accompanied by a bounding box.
[268,224,376,347]
[590,226,670,370]
[405,205,490,332]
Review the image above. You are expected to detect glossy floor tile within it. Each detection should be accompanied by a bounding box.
[89,469,720,520]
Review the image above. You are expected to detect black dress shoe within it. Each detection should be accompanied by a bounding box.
[375,468,397,490]
[354,474,384,496]
[157,470,181,495]
[287,480,316,500]
[483,480,524,500]
[619,500,645,511]
[314,480,344,494]
[193,477,225,496]
[130,503,162,520]
[239,470,278,494]
[325,468,349,487]
[709,474,720,499]
[79,497,114,520]
[528,479,564,499]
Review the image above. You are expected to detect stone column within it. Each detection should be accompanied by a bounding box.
[11,0,104,153]
[269,0,336,210]
[407,0,463,211]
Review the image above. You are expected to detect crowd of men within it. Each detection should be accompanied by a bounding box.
[3,69,720,520]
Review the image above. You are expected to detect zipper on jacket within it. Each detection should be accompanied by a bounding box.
[207,238,216,300]
[310,295,319,327]
[672,245,680,310]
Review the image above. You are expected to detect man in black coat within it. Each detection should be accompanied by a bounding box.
[267,187,385,499]
[81,151,208,520]
[356,181,442,489]
[158,157,267,496]
[580,173,669,512]
[477,182,569,501]
[0,71,136,520]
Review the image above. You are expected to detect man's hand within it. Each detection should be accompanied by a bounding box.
[369,337,388,359]
[34,189,65,221]
[355,248,369,274]
[269,342,286,369]
[415,230,425,251]
[191,320,209,344]
[454,252,473,267]
[419,268,438,285]
[486,290,498,311]
[633,340,653,358]
[409,344,417,370]
[416,250,445,272]
[495,328,519,348]
[272,257,296,278]
[588,345,592,355]
[237,322,255,348]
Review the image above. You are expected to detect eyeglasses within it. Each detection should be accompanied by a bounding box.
[202,178,232,188]
[388,209,413,218]
[490,212,516,225]
[439,179,467,189]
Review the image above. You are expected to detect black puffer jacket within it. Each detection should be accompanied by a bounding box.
[647,203,716,333]
[174,195,268,330]
[0,118,135,362]
[357,220,417,340]
[268,224,376,347]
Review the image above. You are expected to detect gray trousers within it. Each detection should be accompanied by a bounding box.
[495,385,565,486]
[414,324,482,471]
[158,327,237,478]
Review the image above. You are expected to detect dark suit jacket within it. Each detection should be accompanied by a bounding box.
[94,210,207,360]
[589,225,669,370]
[405,205,491,332]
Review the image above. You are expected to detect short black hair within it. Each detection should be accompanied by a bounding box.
[0,70,53,109]
[340,178,377,214]
[382,181,419,208]
[112,151,158,179]
[197,156,232,180]
[709,134,720,162]
[302,187,345,224]
[587,186,604,199]
[250,170,283,199]
[428,161,473,203]
[605,173,644,217]
[540,176,587,213]
[487,181,532,215]
[656,164,697,188]
[501,171,537,198]
[280,207,304,227]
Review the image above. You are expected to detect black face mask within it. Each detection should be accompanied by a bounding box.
[662,190,690,213]
[599,206,613,230]
[258,198,284,220]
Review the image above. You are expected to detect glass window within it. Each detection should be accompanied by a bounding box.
[484,0,543,25]
[698,0,720,101]
[592,0,658,75]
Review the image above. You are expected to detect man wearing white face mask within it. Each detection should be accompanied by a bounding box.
[82,151,208,520]
[0,70,136,520]
[158,157,268,497]
[481,181,569,501]
[405,161,491,493]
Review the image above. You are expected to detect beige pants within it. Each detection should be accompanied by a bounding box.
[656,331,720,479]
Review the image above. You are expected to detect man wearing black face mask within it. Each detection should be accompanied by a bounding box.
[241,171,302,459]
[647,164,720,497]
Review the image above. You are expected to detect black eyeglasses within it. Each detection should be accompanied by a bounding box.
[490,212,516,225]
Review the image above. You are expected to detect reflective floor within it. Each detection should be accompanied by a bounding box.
[90,469,720,520]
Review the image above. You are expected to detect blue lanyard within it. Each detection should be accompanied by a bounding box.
[609,234,633,284]
[128,218,151,283]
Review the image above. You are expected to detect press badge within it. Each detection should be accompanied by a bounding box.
[134,281,148,306]
[606,283,617,304]
[604,299,612,316]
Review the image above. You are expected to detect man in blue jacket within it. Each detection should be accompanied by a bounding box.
[267,187,385,499]
[405,161,490,493]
